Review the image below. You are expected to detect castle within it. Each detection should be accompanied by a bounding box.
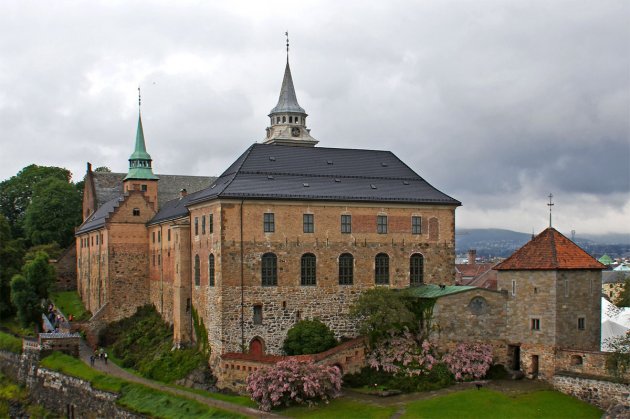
[75,51,605,385]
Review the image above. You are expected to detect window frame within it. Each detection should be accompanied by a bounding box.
[194,217,199,236]
[303,214,314,233]
[261,253,278,286]
[338,253,354,285]
[194,255,200,286]
[577,317,585,330]
[208,254,215,286]
[202,215,206,234]
[412,216,422,234]
[375,253,390,284]
[253,305,263,325]
[377,215,388,234]
[209,213,214,234]
[531,318,541,331]
[410,253,424,285]
[341,214,352,234]
[301,253,316,286]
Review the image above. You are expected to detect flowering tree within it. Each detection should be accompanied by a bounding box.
[443,342,493,381]
[367,328,438,376]
[605,331,630,378]
[246,360,342,412]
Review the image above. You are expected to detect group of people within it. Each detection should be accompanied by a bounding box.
[46,303,71,333]
[90,347,108,366]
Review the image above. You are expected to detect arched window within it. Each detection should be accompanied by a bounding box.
[261,253,277,286]
[375,253,389,284]
[301,253,316,286]
[208,254,215,286]
[194,255,200,286]
[282,116,286,123]
[339,253,353,285]
[410,254,424,285]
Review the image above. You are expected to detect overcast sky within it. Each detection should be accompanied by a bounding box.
[0,0,628,236]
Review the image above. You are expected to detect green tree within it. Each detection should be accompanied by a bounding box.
[94,166,111,172]
[283,319,338,355]
[605,331,630,378]
[23,178,82,248]
[22,251,55,299]
[615,276,630,307]
[0,214,24,319]
[0,165,71,236]
[10,274,41,327]
[350,288,417,344]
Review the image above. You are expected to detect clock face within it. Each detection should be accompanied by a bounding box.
[291,127,300,137]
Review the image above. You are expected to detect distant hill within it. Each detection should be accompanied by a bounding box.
[456,228,630,259]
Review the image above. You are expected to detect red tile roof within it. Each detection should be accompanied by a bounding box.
[494,227,606,271]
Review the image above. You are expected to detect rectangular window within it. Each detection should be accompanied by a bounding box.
[141,184,147,191]
[158,231,161,243]
[377,215,388,234]
[96,235,99,245]
[412,216,422,234]
[253,305,263,325]
[512,280,516,296]
[194,217,199,236]
[209,214,214,233]
[264,213,275,232]
[168,229,171,241]
[341,215,352,233]
[133,208,140,216]
[303,214,314,233]
[152,232,155,243]
[158,254,161,266]
[564,278,569,298]
[152,254,156,267]
[578,317,585,330]
[202,216,206,234]
[531,318,540,331]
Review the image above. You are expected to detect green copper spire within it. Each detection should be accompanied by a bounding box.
[124,111,159,181]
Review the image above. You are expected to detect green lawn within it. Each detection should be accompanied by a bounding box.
[0,317,35,337]
[281,398,398,418]
[49,290,90,320]
[401,388,602,419]
[0,330,22,354]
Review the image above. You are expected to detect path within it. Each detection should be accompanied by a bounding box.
[78,341,280,418]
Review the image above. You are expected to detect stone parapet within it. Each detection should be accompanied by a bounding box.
[551,374,630,410]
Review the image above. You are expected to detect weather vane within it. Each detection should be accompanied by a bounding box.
[547,193,554,228]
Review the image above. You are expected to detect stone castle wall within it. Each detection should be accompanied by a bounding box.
[552,374,629,410]
[52,245,77,291]
[188,199,456,358]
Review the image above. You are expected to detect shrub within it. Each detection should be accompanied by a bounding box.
[246,360,342,411]
[485,363,509,379]
[283,319,337,355]
[443,342,493,381]
[367,329,438,376]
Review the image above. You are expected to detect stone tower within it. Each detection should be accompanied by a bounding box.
[495,227,604,379]
[123,112,159,209]
[263,54,318,147]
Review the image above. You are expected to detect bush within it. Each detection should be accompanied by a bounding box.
[246,360,342,411]
[443,342,493,381]
[343,363,454,393]
[485,363,509,379]
[367,329,438,376]
[283,319,337,355]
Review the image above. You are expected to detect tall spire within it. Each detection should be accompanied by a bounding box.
[124,88,158,180]
[264,33,318,147]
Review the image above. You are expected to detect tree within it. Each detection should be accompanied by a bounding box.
[10,274,41,327]
[23,178,82,248]
[605,331,630,378]
[22,251,56,299]
[350,288,417,344]
[0,165,71,236]
[0,214,24,319]
[94,166,111,172]
[283,319,337,355]
[614,276,630,307]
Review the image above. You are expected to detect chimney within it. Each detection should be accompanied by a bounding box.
[87,162,92,172]
[468,249,477,265]
[180,188,188,198]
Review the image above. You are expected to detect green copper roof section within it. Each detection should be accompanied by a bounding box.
[124,113,159,181]
[402,284,478,299]
[598,254,613,265]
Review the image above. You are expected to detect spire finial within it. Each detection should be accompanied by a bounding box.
[138,86,141,110]
[547,193,554,227]
[285,31,289,61]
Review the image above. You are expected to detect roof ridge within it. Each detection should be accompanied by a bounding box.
[237,170,424,181]
[549,229,558,268]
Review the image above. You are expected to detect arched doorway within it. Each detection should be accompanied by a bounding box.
[249,337,264,358]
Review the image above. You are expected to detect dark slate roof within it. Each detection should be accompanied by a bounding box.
[76,196,124,234]
[92,172,215,209]
[148,190,205,225]
[189,144,461,206]
[603,271,630,284]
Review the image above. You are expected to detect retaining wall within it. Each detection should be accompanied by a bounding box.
[551,374,629,410]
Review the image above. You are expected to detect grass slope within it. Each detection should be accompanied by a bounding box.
[0,330,22,354]
[281,398,397,418]
[50,290,90,321]
[401,388,602,419]
[41,352,243,418]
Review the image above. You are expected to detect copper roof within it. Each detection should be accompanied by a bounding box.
[494,227,606,271]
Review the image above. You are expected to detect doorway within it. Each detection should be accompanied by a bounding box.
[508,345,521,371]
[531,355,539,377]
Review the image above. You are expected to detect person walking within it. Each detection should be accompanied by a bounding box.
[104,352,108,365]
[90,355,95,366]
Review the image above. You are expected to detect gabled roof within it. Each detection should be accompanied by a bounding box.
[76,196,124,234]
[91,172,215,209]
[494,227,605,271]
[188,144,461,206]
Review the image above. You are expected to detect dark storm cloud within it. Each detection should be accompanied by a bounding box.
[0,0,627,234]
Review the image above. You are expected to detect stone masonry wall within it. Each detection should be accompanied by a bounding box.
[188,199,456,359]
[52,245,77,291]
[551,374,629,410]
